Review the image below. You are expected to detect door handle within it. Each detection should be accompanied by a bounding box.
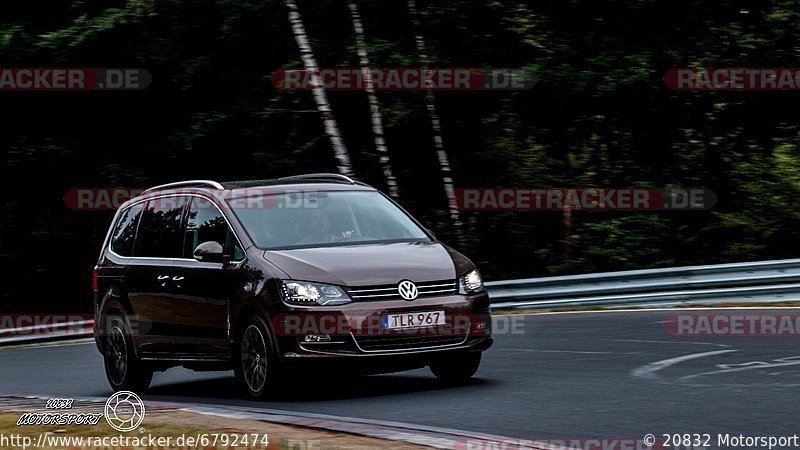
[172,275,185,289]
[157,275,170,288]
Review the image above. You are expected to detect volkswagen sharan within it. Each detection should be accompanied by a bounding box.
[94,174,492,398]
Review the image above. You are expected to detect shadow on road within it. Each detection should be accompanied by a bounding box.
[146,372,489,402]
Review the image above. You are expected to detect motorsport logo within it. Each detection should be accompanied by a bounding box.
[104,391,146,432]
[16,398,102,428]
[0,68,151,91]
[16,392,146,432]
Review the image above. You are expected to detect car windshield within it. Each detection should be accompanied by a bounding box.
[228,190,430,250]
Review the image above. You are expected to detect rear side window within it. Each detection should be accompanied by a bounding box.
[109,203,144,256]
[135,196,189,258]
[183,197,244,260]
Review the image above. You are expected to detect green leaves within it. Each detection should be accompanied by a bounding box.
[3,0,800,313]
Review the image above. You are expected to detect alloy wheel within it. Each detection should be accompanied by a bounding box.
[105,325,128,386]
[241,324,268,393]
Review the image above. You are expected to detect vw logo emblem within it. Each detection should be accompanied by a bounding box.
[398,280,419,300]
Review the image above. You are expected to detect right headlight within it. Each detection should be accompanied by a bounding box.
[458,268,485,295]
[281,280,352,306]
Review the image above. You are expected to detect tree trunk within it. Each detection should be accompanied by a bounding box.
[407,0,461,226]
[285,0,353,176]
[347,0,399,199]
[563,205,573,262]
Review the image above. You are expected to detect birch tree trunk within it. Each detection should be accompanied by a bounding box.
[347,0,399,199]
[408,0,461,226]
[285,0,353,177]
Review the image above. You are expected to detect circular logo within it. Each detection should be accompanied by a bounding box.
[398,280,419,300]
[104,391,145,432]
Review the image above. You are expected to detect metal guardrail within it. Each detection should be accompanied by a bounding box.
[486,259,800,310]
[0,320,94,347]
[3,259,799,347]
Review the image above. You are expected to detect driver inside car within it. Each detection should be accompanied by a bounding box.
[296,208,353,245]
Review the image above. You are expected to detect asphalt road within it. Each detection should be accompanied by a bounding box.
[1,309,798,441]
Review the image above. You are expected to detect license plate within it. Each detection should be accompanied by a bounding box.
[382,311,446,329]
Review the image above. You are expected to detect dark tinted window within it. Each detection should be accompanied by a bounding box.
[109,203,144,256]
[229,191,428,249]
[135,196,188,258]
[183,197,244,260]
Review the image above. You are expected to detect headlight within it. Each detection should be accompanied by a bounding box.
[281,281,352,306]
[458,269,485,294]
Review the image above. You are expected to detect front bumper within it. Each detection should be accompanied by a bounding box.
[281,336,493,376]
[271,292,492,360]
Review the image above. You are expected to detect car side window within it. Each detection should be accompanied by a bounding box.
[134,196,189,258]
[183,197,244,260]
[109,203,144,256]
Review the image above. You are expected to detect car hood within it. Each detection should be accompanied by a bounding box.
[264,241,461,286]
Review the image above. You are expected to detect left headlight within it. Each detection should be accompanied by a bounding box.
[281,281,352,306]
[458,268,485,294]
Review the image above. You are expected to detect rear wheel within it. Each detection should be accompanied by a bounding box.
[102,315,153,392]
[234,316,279,399]
[430,352,481,383]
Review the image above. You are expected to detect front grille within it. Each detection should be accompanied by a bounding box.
[352,333,467,352]
[346,279,457,301]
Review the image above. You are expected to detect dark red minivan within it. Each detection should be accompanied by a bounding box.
[94,174,492,399]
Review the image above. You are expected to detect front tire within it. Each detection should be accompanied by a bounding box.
[234,316,279,400]
[430,352,481,383]
[102,315,153,392]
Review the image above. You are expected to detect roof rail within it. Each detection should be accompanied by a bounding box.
[143,180,224,193]
[277,173,357,184]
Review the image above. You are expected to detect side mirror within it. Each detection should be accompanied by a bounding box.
[193,241,226,263]
[425,228,437,240]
